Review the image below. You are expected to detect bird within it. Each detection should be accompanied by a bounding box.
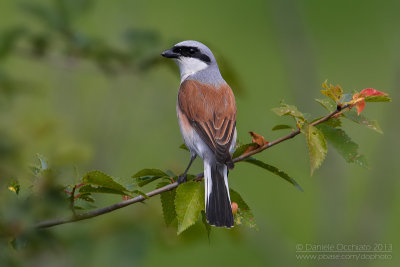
[161,40,237,228]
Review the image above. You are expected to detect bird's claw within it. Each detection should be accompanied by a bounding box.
[177,174,187,184]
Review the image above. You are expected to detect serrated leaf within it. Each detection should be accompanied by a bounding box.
[229,189,257,229]
[343,110,383,134]
[83,171,128,192]
[232,143,257,159]
[271,124,293,131]
[311,116,341,128]
[271,102,305,122]
[364,94,391,102]
[201,210,211,238]
[136,176,165,187]
[79,184,127,195]
[303,124,327,175]
[175,181,204,235]
[315,98,336,112]
[359,88,390,102]
[317,125,369,168]
[320,81,343,102]
[132,168,170,187]
[243,157,303,191]
[132,168,168,178]
[157,181,177,226]
[320,117,341,128]
[131,190,149,199]
[77,193,95,203]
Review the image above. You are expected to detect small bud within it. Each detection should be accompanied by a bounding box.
[122,195,131,201]
[231,202,238,215]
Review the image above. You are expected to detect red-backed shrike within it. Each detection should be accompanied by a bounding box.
[162,40,237,228]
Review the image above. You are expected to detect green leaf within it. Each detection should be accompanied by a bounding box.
[317,117,342,128]
[74,200,96,210]
[243,157,303,191]
[179,143,189,151]
[175,181,204,234]
[131,190,149,199]
[315,98,336,112]
[136,177,164,187]
[83,171,128,192]
[165,170,176,177]
[271,101,305,123]
[132,168,170,187]
[232,143,257,159]
[77,193,95,203]
[317,125,369,168]
[320,81,343,102]
[79,185,127,195]
[157,181,177,226]
[132,168,168,178]
[325,117,341,128]
[229,189,257,229]
[271,124,293,131]
[303,124,327,175]
[343,109,383,134]
[364,94,391,102]
[201,210,211,238]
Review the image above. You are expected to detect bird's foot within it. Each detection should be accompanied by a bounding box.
[177,174,187,184]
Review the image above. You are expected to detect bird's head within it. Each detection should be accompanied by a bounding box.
[161,40,217,80]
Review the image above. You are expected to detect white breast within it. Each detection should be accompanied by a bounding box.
[176,57,208,82]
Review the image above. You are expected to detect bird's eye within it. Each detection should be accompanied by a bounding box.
[189,48,195,54]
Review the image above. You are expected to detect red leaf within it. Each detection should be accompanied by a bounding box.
[360,88,386,97]
[355,99,366,115]
[231,202,238,215]
[243,132,269,154]
[249,131,269,146]
[352,93,366,115]
[352,88,387,115]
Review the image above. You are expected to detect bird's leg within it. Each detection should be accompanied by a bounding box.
[178,154,196,184]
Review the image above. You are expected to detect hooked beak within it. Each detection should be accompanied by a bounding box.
[161,48,179,59]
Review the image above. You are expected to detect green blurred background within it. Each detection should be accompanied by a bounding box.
[1,0,399,266]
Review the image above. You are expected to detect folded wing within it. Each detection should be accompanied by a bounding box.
[178,80,236,168]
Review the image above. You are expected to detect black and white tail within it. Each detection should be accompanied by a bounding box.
[204,162,234,228]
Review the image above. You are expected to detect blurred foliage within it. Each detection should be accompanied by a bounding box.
[0,1,247,265]
[0,0,397,266]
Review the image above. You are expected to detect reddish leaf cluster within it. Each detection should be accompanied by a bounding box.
[352,88,387,115]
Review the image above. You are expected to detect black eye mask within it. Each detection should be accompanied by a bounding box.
[172,46,211,64]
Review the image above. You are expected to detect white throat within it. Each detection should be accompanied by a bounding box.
[176,57,208,83]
